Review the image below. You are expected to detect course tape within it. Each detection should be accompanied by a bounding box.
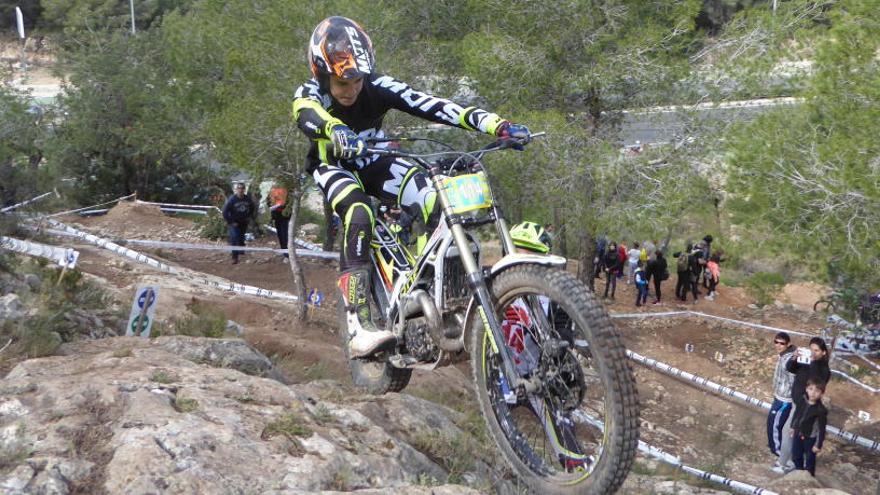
[1,236,79,269]
[135,200,219,211]
[120,239,339,260]
[45,219,299,301]
[573,411,778,495]
[264,224,324,252]
[627,349,880,452]
[1,191,56,213]
[830,369,880,394]
[44,193,136,218]
[613,309,878,391]
[610,310,815,338]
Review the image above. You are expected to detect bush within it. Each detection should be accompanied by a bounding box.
[150,300,228,339]
[744,272,785,307]
[197,210,228,241]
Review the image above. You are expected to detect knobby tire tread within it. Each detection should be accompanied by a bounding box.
[470,265,639,495]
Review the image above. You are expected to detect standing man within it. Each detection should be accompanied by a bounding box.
[267,182,291,260]
[768,332,796,471]
[222,182,255,265]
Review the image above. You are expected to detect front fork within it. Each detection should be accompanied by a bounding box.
[430,173,526,391]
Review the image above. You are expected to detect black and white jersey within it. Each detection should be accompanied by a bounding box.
[292,73,505,172]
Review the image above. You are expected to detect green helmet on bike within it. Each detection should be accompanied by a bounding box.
[509,222,550,254]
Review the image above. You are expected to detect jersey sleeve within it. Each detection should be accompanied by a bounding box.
[371,74,506,135]
[291,79,343,140]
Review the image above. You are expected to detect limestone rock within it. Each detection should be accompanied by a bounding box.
[0,336,485,494]
[0,293,25,321]
[153,335,273,376]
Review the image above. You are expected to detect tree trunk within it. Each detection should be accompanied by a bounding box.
[322,201,337,252]
[287,189,307,321]
[553,207,566,257]
[576,230,595,290]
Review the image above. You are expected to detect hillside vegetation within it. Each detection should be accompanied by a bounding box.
[1,0,877,292]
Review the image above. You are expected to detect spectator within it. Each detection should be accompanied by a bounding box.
[634,263,648,306]
[593,235,608,280]
[644,239,657,261]
[603,242,621,300]
[701,234,714,288]
[706,254,721,301]
[627,242,641,283]
[648,251,667,305]
[791,377,828,477]
[222,182,256,264]
[674,244,692,302]
[267,183,291,260]
[777,337,831,473]
[542,223,555,252]
[768,332,796,464]
[687,244,705,303]
[617,242,627,280]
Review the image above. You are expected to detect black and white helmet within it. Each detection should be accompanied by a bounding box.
[308,17,375,81]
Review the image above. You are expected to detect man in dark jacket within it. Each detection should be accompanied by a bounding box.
[222,182,256,264]
[603,242,621,300]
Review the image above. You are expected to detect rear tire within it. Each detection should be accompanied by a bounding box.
[469,265,638,494]
[338,296,412,395]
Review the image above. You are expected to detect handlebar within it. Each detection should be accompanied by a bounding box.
[359,132,545,174]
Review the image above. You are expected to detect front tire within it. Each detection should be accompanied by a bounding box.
[469,265,639,494]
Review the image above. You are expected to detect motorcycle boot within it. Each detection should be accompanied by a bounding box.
[338,267,396,358]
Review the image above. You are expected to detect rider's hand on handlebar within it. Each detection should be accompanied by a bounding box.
[495,121,531,150]
[330,125,367,160]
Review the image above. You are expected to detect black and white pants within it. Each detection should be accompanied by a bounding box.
[313,156,436,271]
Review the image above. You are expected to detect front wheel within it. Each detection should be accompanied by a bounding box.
[469,265,639,494]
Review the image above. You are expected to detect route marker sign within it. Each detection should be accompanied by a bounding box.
[126,285,159,337]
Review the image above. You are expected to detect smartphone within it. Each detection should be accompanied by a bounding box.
[796,347,811,364]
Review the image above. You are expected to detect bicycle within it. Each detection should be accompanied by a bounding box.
[339,133,639,494]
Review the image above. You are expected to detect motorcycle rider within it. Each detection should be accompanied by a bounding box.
[293,17,530,358]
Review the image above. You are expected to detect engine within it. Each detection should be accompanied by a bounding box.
[403,320,440,363]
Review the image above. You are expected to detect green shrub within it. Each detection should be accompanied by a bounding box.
[197,209,228,240]
[261,412,312,440]
[744,271,785,307]
[162,302,227,338]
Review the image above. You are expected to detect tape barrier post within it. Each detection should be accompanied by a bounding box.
[46,219,299,301]
[626,349,880,453]
[572,411,779,495]
[1,236,79,269]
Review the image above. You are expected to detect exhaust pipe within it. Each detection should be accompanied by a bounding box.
[401,289,462,352]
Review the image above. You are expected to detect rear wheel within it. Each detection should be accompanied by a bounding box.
[339,268,412,395]
[469,265,638,494]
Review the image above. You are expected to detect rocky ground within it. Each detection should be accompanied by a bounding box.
[2,202,878,494]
